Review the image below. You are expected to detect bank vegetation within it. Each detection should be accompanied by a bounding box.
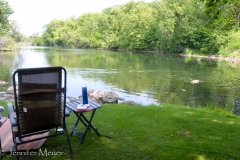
[1,0,240,57]
[31,0,240,57]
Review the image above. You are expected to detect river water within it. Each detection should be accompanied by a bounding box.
[1,46,240,109]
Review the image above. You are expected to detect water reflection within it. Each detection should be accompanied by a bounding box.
[1,46,240,108]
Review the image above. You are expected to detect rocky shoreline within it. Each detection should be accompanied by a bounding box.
[116,49,240,63]
[0,84,14,101]
[178,54,240,63]
[0,85,138,106]
[0,91,14,101]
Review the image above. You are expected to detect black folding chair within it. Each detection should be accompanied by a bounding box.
[7,66,72,159]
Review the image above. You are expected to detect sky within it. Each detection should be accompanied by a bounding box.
[6,0,152,37]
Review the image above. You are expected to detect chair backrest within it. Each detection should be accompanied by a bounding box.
[13,66,67,135]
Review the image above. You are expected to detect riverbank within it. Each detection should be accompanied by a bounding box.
[0,42,32,52]
[106,48,240,63]
[179,53,240,63]
[1,45,240,63]
[143,49,240,63]
[0,47,18,52]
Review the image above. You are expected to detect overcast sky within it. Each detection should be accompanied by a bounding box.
[6,0,152,37]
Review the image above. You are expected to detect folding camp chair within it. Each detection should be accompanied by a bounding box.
[7,66,72,159]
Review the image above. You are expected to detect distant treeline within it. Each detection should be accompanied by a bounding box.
[31,0,240,55]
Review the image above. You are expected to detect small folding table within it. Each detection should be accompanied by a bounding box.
[66,100,101,144]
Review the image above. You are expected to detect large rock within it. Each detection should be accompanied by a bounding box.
[0,80,7,85]
[6,86,18,94]
[102,92,119,104]
[0,86,17,101]
[79,90,119,104]
[67,96,80,103]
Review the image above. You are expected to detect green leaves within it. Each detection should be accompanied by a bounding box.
[31,0,239,55]
[200,0,240,31]
[0,0,13,36]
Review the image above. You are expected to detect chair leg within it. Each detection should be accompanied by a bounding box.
[55,127,58,134]
[12,132,19,160]
[64,127,73,158]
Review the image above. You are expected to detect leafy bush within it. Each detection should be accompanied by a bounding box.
[0,36,17,50]
[219,30,240,57]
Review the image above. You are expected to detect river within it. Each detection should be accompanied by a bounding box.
[1,46,240,109]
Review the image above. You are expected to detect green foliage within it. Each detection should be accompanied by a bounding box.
[31,33,45,46]
[152,0,210,53]
[8,20,23,42]
[218,30,240,56]
[0,21,23,50]
[0,36,18,50]
[0,0,19,50]
[0,0,13,36]
[116,1,156,50]
[197,0,240,55]
[200,0,240,31]
[30,0,239,55]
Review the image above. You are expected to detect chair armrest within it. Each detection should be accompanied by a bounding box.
[7,103,17,127]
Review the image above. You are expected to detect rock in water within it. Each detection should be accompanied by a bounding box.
[191,80,200,84]
[233,99,240,115]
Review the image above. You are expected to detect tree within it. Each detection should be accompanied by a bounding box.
[0,0,13,36]
[149,0,219,54]
[121,2,155,50]
[107,1,155,50]
[9,20,23,42]
[34,0,220,54]
[200,0,240,31]
[41,19,64,46]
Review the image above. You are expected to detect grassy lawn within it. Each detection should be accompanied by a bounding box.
[0,101,240,160]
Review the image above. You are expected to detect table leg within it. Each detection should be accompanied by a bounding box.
[70,112,81,137]
[81,110,100,136]
[70,109,101,144]
[79,110,100,144]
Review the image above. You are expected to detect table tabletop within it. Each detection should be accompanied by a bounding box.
[66,100,101,113]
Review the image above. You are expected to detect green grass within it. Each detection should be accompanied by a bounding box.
[1,101,240,160]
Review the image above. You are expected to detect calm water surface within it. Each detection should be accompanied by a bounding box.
[1,46,240,108]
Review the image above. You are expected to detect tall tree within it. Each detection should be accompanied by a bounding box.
[109,1,155,50]
[9,20,23,42]
[0,0,13,36]
[41,19,64,46]
[75,12,109,48]
[200,0,240,31]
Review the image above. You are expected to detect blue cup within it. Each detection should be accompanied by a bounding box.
[82,87,88,104]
